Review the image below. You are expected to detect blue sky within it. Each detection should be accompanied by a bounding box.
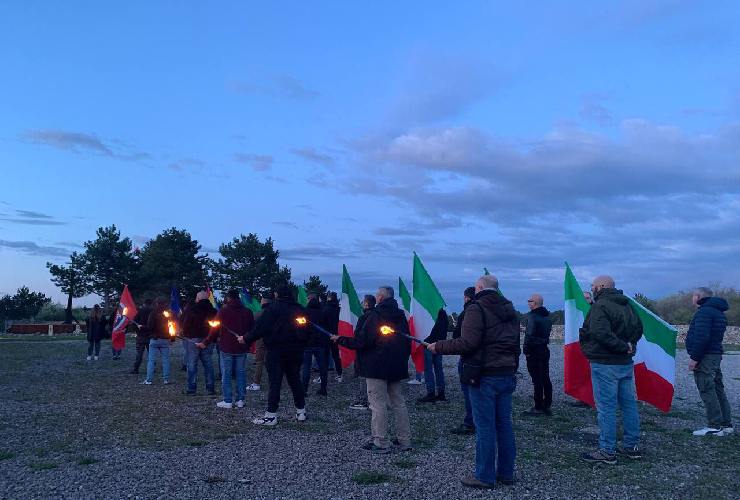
[1,1,739,311]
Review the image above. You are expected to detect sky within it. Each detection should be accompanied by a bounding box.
[1,1,739,312]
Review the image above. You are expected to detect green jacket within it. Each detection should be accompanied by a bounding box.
[579,288,643,365]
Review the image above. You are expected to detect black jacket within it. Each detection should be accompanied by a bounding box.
[86,316,107,342]
[452,301,473,339]
[246,297,307,354]
[523,307,552,354]
[321,301,340,335]
[147,305,172,340]
[424,309,449,343]
[305,298,328,348]
[352,306,375,372]
[686,297,728,362]
[436,289,521,376]
[337,298,411,381]
[181,299,217,339]
[133,306,153,344]
[579,288,643,365]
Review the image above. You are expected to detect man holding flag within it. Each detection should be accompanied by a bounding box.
[579,275,643,464]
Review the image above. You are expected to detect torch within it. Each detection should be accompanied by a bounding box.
[294,316,334,338]
[379,325,429,347]
[120,307,143,329]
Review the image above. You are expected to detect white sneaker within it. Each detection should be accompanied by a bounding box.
[692,427,724,436]
[86,355,92,361]
[722,426,734,434]
[94,356,99,361]
[216,401,233,409]
[253,412,278,426]
[246,383,261,391]
[296,409,307,422]
[235,400,245,408]
[335,375,343,383]
[141,380,153,385]
[407,379,423,385]
[312,377,322,384]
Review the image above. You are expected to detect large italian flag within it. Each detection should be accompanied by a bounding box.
[564,264,677,412]
[338,265,362,369]
[409,253,446,373]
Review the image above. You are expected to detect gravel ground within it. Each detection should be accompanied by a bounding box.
[0,337,738,499]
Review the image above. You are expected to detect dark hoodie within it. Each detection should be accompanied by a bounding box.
[245,297,307,354]
[424,309,449,343]
[435,289,521,376]
[686,296,729,362]
[321,300,340,335]
[579,288,643,365]
[523,306,552,354]
[181,299,217,339]
[305,297,328,348]
[203,300,253,354]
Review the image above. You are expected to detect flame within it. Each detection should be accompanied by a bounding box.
[167,321,176,337]
[379,325,395,336]
[122,307,128,316]
[208,320,221,328]
[163,310,171,318]
[295,316,307,326]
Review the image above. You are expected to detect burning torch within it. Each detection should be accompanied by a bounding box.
[379,324,429,347]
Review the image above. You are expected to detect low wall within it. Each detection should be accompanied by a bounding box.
[548,324,740,345]
[6,323,86,334]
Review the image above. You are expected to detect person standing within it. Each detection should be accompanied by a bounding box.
[197,290,254,408]
[522,294,553,416]
[322,292,343,382]
[333,286,412,453]
[302,293,329,396]
[428,275,520,489]
[450,287,476,435]
[244,285,308,426]
[130,299,153,374]
[247,296,271,392]
[418,309,449,403]
[143,298,172,385]
[686,287,733,436]
[182,291,217,395]
[579,275,643,464]
[85,305,106,361]
[349,294,376,410]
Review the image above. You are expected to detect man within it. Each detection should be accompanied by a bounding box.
[522,294,553,416]
[333,286,412,453]
[130,298,153,374]
[322,292,343,382]
[247,296,271,391]
[583,291,593,305]
[686,287,733,436]
[579,275,643,464]
[302,293,329,396]
[429,275,520,489]
[143,297,172,385]
[450,287,476,435]
[418,309,449,403]
[244,285,308,426]
[197,290,254,409]
[181,291,217,395]
[349,295,376,410]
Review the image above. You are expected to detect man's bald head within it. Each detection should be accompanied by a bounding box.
[591,275,615,296]
[527,293,543,310]
[475,274,499,293]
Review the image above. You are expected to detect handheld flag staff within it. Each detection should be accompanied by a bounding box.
[379,323,429,347]
[294,316,333,337]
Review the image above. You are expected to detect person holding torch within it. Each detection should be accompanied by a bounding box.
[142,297,173,385]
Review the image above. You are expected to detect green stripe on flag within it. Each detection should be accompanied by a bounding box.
[342,265,363,317]
[564,262,591,314]
[398,277,411,312]
[412,252,446,316]
[296,285,308,307]
[628,298,677,358]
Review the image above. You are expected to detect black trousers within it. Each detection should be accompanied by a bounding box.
[266,349,305,413]
[326,343,343,376]
[526,346,552,410]
[133,341,149,372]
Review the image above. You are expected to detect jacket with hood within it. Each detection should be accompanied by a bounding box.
[579,288,643,365]
[686,296,728,362]
[523,306,552,354]
[245,297,307,354]
[424,309,449,343]
[181,299,217,339]
[203,300,254,354]
[305,297,328,348]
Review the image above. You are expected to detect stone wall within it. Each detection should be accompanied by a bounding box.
[548,324,740,345]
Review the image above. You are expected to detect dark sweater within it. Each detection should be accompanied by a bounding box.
[203,301,253,354]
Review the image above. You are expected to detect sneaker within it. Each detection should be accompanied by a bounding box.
[391,439,413,452]
[312,377,322,384]
[253,413,278,426]
[616,446,642,460]
[246,383,261,391]
[361,442,391,454]
[450,424,476,435]
[216,401,233,409]
[581,449,617,465]
[141,380,153,385]
[93,356,99,361]
[296,409,307,422]
[722,426,734,434]
[522,407,546,417]
[407,379,423,385]
[417,393,437,404]
[163,380,170,385]
[461,475,495,489]
[86,356,92,361]
[349,402,369,410]
[692,427,724,436]
[335,375,343,383]
[235,400,245,408]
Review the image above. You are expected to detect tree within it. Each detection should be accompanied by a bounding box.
[82,225,137,310]
[303,275,328,295]
[633,292,656,313]
[46,251,89,323]
[0,286,51,321]
[135,228,211,299]
[211,234,291,295]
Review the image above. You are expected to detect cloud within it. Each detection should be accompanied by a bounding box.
[291,147,336,166]
[0,209,67,226]
[234,153,274,171]
[23,129,150,161]
[167,158,205,173]
[231,75,319,101]
[580,94,614,125]
[273,221,299,229]
[0,239,71,257]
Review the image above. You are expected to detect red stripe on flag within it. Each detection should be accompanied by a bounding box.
[111,331,126,350]
[408,317,425,373]
[338,321,356,369]
[634,362,674,413]
[563,342,595,407]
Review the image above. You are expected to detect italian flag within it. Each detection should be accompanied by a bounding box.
[564,264,677,412]
[409,253,446,372]
[296,285,308,307]
[338,265,362,369]
[398,277,412,319]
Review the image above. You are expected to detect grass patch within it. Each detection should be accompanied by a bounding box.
[392,458,417,469]
[77,457,98,465]
[0,451,16,460]
[351,470,394,485]
[29,462,58,471]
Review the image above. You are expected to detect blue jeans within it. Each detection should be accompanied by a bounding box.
[458,359,474,427]
[590,363,640,454]
[220,352,246,403]
[469,375,516,485]
[146,339,171,382]
[185,339,214,392]
[424,349,445,395]
[302,347,328,392]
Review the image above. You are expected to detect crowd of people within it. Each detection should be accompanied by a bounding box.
[84,274,734,490]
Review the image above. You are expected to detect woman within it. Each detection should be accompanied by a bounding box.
[86,305,106,360]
